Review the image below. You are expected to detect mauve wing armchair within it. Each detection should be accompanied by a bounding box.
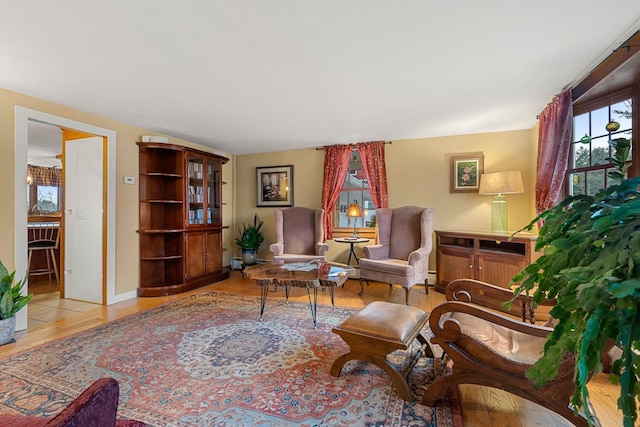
[0,377,145,427]
[269,207,329,263]
[358,206,434,304]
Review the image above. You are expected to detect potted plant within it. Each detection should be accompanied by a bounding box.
[0,260,32,345]
[234,214,265,266]
[510,137,638,426]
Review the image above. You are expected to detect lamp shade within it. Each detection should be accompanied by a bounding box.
[479,171,524,195]
[346,202,362,217]
[346,201,362,238]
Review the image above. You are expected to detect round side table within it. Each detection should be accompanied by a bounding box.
[333,237,370,266]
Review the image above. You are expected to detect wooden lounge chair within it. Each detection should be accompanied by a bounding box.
[423,279,600,427]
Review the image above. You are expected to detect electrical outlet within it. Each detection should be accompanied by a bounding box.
[124,176,135,185]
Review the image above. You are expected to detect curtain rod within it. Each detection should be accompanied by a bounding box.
[315,141,392,151]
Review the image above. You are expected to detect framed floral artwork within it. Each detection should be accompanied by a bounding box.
[450,154,484,193]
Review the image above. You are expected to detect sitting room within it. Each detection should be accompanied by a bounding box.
[0,2,639,426]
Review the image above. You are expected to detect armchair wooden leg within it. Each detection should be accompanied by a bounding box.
[424,278,429,295]
[404,287,410,305]
[422,371,457,406]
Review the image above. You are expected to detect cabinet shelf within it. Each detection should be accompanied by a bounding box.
[143,172,183,179]
[141,255,183,261]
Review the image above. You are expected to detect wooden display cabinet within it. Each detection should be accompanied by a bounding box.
[435,230,539,293]
[137,142,229,297]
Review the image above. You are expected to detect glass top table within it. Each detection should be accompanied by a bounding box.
[243,261,356,328]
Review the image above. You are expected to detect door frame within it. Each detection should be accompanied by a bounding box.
[14,107,118,330]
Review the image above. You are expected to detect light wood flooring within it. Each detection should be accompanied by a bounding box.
[2,272,623,426]
[27,280,102,329]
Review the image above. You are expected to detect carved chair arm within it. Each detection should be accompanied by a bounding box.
[445,278,555,323]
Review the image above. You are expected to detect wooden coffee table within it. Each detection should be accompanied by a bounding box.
[243,262,356,328]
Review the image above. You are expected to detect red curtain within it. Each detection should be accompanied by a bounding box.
[357,141,388,209]
[321,144,352,240]
[535,90,573,216]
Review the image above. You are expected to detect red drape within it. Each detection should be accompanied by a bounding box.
[535,90,573,216]
[357,141,388,209]
[321,144,352,240]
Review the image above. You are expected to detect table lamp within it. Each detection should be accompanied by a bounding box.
[479,171,524,233]
[346,200,362,238]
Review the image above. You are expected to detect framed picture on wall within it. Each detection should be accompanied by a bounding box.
[450,154,484,193]
[256,165,294,207]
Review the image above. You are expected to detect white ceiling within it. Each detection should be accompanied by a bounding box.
[27,121,62,168]
[3,1,640,155]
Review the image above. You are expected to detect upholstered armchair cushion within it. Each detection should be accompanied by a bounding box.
[359,206,434,304]
[0,378,145,427]
[269,207,328,263]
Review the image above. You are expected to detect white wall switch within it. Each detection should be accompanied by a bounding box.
[124,176,135,185]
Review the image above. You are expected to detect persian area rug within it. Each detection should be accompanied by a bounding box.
[0,291,462,426]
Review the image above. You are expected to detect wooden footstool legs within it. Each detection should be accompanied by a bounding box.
[330,301,432,401]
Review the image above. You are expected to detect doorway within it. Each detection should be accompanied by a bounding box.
[14,107,118,331]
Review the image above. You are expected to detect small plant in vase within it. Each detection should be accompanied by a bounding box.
[0,260,32,345]
[235,214,265,267]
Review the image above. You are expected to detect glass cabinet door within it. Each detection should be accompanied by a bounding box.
[187,153,222,226]
[187,154,204,225]
[206,158,221,225]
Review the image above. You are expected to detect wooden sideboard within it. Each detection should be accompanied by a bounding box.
[434,229,539,293]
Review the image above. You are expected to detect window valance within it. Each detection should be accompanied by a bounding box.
[28,164,62,187]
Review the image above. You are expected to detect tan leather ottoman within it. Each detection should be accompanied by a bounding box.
[330,301,432,401]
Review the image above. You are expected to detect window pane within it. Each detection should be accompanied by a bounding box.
[591,106,609,137]
[573,113,589,142]
[591,136,610,165]
[36,186,60,212]
[611,100,632,130]
[573,144,589,168]
[586,170,605,196]
[571,172,585,195]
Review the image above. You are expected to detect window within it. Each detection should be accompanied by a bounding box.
[26,165,62,213]
[569,97,632,195]
[333,150,376,233]
[28,185,61,212]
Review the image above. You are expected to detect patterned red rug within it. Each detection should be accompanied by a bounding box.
[0,291,463,426]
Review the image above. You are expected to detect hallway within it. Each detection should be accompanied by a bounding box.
[27,280,100,329]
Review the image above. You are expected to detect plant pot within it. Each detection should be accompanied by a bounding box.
[0,316,16,346]
[242,248,258,266]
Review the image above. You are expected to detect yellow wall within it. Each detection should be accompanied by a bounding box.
[0,86,235,296]
[234,129,538,268]
[1,85,538,295]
